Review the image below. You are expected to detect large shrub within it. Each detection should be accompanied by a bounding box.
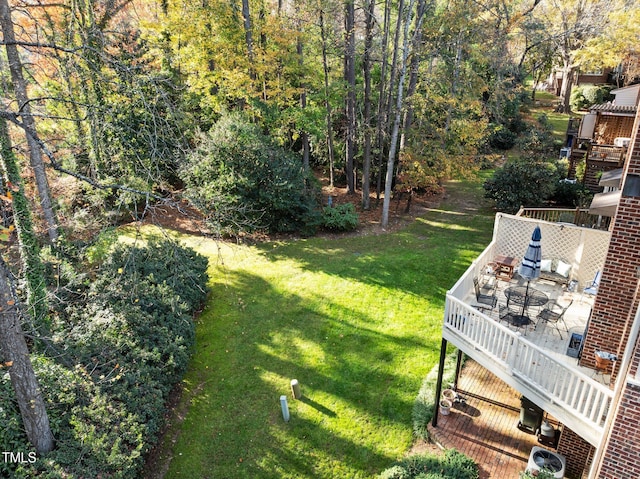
[483,159,559,213]
[551,180,593,207]
[514,115,556,157]
[487,124,517,150]
[181,113,321,235]
[1,239,209,478]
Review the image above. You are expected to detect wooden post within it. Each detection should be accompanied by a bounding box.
[291,379,302,399]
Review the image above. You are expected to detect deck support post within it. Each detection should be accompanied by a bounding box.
[453,349,463,390]
[432,338,448,427]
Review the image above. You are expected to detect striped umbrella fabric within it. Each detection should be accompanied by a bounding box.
[519,226,542,281]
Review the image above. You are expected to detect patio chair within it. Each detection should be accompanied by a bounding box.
[473,277,497,310]
[581,270,601,302]
[536,300,573,339]
[498,304,518,326]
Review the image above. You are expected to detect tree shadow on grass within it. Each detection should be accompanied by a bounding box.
[253,208,493,303]
[166,268,428,478]
[298,395,337,417]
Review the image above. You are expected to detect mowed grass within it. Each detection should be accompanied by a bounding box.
[158,175,494,479]
[530,90,571,142]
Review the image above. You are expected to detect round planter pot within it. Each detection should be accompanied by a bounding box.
[439,399,452,416]
[442,389,457,402]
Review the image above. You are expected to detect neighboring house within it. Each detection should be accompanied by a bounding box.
[547,68,615,97]
[566,84,640,193]
[433,106,640,478]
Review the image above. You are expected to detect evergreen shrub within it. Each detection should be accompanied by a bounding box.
[182,113,321,236]
[483,159,559,213]
[0,239,208,478]
[321,203,359,231]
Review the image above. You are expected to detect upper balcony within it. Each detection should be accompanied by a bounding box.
[442,213,613,447]
[517,206,611,230]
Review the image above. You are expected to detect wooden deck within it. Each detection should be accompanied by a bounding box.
[428,360,561,479]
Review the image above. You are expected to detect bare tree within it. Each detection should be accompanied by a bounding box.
[0,0,59,242]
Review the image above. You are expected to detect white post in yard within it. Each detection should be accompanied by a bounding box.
[280,395,290,422]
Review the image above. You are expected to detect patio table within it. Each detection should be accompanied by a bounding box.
[503,286,549,328]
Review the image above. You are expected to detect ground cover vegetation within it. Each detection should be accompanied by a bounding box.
[0,0,638,477]
[378,449,479,479]
[1,238,209,477]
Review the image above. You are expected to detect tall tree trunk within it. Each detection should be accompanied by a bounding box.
[556,59,574,114]
[361,0,375,209]
[382,0,424,228]
[399,0,427,153]
[344,0,356,194]
[296,18,310,172]
[242,0,256,80]
[375,0,392,200]
[378,0,405,200]
[0,118,49,335]
[444,33,463,137]
[0,260,54,455]
[0,0,59,243]
[319,7,336,188]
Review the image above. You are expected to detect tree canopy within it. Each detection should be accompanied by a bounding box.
[0,0,638,475]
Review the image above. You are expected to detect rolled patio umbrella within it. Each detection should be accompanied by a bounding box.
[518,226,542,318]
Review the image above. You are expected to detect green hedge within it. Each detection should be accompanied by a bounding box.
[0,239,208,478]
[378,449,479,479]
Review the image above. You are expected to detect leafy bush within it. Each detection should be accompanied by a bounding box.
[413,350,461,440]
[551,181,593,207]
[483,159,559,213]
[520,468,556,479]
[378,450,479,479]
[321,203,359,231]
[515,123,556,157]
[181,112,321,236]
[570,85,613,111]
[2,239,209,478]
[487,124,517,150]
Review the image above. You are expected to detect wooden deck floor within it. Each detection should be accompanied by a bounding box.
[428,360,562,479]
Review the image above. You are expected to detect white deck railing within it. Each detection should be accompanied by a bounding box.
[441,213,613,444]
[444,295,613,444]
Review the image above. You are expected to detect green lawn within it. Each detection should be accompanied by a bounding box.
[530,91,571,143]
[155,175,494,479]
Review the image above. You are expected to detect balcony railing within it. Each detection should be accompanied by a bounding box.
[444,296,613,446]
[588,144,626,165]
[517,207,610,230]
[443,214,613,446]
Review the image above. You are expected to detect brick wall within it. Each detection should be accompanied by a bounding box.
[585,100,640,479]
[581,107,640,380]
[557,426,594,479]
[598,382,640,478]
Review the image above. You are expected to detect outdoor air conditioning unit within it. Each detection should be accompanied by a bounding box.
[527,446,566,478]
[613,137,631,148]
